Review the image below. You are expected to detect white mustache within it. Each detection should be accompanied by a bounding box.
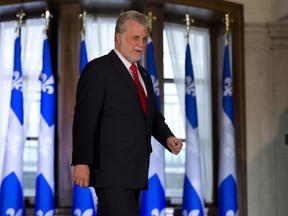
[135,47,143,52]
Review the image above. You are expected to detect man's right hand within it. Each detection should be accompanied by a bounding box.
[73,164,90,187]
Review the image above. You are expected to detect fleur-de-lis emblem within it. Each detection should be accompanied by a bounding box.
[185,76,195,97]
[6,131,21,155]
[73,208,94,216]
[183,209,200,216]
[12,71,22,91]
[6,208,23,216]
[226,210,238,216]
[151,208,165,216]
[186,140,199,156]
[151,75,159,96]
[36,210,54,216]
[224,133,235,158]
[41,73,54,94]
[39,136,53,157]
[223,77,232,96]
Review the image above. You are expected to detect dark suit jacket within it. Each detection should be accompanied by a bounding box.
[72,50,174,189]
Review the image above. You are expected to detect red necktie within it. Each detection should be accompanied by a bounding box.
[130,63,147,114]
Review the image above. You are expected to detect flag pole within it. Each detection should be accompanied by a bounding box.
[184,14,194,40]
[185,14,190,39]
[182,13,205,216]
[42,8,53,32]
[35,7,56,216]
[147,11,156,34]
[0,8,25,216]
[16,8,25,36]
[72,9,97,216]
[140,11,167,216]
[224,13,233,41]
[225,14,230,35]
[16,8,25,30]
[79,10,87,35]
[218,13,238,216]
[78,9,89,73]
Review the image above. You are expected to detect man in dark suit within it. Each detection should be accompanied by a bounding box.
[72,10,183,216]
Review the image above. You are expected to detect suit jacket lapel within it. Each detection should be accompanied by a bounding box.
[108,50,147,116]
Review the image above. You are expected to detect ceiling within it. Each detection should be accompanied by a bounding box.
[80,0,222,24]
[0,0,224,25]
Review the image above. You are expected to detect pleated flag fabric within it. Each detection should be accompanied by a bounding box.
[140,37,166,216]
[79,32,88,72]
[218,38,238,216]
[0,33,25,216]
[182,42,204,216]
[72,31,97,216]
[34,34,55,216]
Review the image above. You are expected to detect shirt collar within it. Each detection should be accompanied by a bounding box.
[113,48,137,72]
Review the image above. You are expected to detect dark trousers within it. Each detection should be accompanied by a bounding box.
[95,188,141,216]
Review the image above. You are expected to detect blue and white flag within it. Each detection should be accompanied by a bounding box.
[0,33,25,216]
[182,42,204,216]
[73,183,97,216]
[218,39,238,216]
[35,34,55,216]
[140,37,166,216]
[72,31,97,216]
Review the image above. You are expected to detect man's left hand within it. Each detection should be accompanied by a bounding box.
[167,136,183,155]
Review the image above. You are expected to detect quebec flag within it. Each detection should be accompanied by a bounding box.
[0,33,25,216]
[35,34,55,216]
[140,37,166,216]
[218,39,238,216]
[182,42,204,216]
[72,31,97,216]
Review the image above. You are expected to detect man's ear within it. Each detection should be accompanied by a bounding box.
[115,32,122,44]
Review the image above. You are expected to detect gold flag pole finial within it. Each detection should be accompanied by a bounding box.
[79,10,87,34]
[16,8,25,30]
[224,13,230,38]
[184,14,194,40]
[42,8,53,32]
[147,11,156,34]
